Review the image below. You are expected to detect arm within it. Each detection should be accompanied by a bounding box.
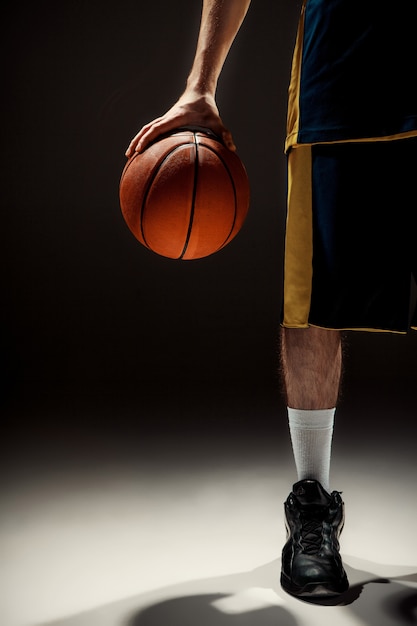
[125,0,251,157]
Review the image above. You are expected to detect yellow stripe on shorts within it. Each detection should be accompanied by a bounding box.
[282,146,313,328]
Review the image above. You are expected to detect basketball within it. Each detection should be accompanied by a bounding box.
[119,129,250,260]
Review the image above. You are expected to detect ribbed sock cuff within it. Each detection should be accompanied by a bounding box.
[288,407,335,492]
[288,407,335,430]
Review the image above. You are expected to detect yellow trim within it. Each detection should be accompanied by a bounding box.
[286,129,417,153]
[281,322,408,335]
[283,145,313,328]
[286,0,306,153]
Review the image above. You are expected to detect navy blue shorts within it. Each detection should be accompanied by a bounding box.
[286,0,417,150]
[282,137,417,333]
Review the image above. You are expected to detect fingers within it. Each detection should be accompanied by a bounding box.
[125,135,141,158]
[125,117,164,158]
[221,129,236,152]
[126,123,236,158]
[125,103,236,158]
[126,122,236,158]
[125,114,192,158]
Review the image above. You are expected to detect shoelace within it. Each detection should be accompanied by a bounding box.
[300,514,326,555]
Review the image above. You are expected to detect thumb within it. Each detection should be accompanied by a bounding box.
[221,128,236,152]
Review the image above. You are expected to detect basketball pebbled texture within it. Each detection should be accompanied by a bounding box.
[119,129,250,260]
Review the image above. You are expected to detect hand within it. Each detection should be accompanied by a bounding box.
[125,92,236,158]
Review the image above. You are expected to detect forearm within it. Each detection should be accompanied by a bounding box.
[126,0,250,155]
[186,0,251,97]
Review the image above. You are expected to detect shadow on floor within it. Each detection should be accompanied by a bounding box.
[38,556,417,626]
[126,594,297,626]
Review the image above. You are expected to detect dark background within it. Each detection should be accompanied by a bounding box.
[2,0,416,433]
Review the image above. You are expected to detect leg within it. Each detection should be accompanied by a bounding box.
[280,325,342,489]
[279,326,348,597]
[280,326,342,409]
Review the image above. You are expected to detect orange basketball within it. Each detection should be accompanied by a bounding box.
[119,129,250,260]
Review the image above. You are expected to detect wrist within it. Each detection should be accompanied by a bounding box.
[181,86,217,108]
[185,68,217,98]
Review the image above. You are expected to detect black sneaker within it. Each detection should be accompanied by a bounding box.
[281,479,349,597]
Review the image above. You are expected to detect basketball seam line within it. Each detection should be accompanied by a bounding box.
[140,144,196,252]
[179,134,199,259]
[196,141,239,253]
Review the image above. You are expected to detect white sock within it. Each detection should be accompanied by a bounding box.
[287,407,335,493]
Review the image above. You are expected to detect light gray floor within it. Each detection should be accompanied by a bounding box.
[1,389,416,626]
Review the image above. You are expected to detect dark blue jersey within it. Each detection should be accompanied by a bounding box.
[286,0,417,150]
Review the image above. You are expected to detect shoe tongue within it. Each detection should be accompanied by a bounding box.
[292,480,330,507]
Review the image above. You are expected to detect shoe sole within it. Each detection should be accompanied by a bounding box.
[280,572,349,597]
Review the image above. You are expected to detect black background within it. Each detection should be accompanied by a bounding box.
[2,0,416,432]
